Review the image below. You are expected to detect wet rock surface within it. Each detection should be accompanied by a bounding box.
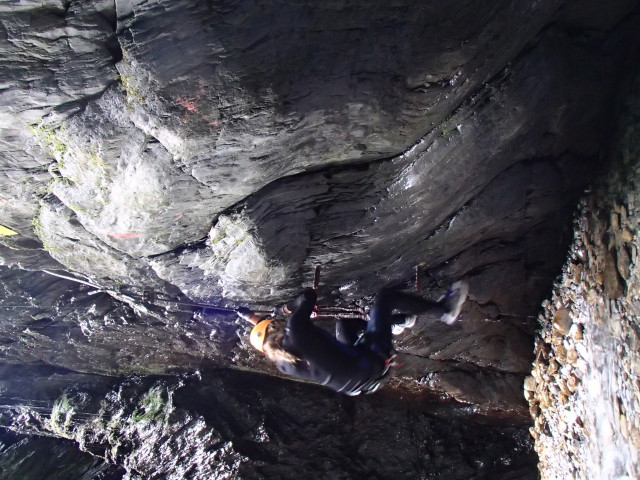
[0,429,124,480]
[0,0,638,478]
[0,366,536,480]
[527,73,640,478]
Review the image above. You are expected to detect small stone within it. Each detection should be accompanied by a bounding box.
[557,378,571,396]
[566,347,579,365]
[570,323,583,341]
[532,366,540,381]
[555,343,567,364]
[529,404,540,419]
[574,265,583,281]
[524,375,536,392]
[553,308,573,335]
[630,425,640,448]
[611,212,620,230]
[558,418,567,432]
[621,228,633,243]
[566,374,581,392]
[535,339,551,359]
[539,393,551,409]
[548,359,559,375]
[616,245,631,279]
[620,414,629,440]
[610,212,620,230]
[604,248,624,298]
[613,200,627,218]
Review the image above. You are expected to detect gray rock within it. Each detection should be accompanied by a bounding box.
[0,366,538,480]
[0,0,639,476]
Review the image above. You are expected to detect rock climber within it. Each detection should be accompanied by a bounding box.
[238,281,468,396]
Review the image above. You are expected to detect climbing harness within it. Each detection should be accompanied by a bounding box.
[311,305,367,321]
[343,353,401,396]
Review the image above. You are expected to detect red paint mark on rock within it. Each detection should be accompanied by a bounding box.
[177,97,198,112]
[108,232,140,238]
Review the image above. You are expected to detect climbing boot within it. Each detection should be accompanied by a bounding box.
[392,314,417,335]
[439,281,468,325]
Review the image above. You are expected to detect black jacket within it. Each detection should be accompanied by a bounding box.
[275,289,384,394]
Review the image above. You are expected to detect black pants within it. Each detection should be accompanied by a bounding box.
[336,289,444,357]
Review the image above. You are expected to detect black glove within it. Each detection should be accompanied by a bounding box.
[291,287,317,310]
[301,287,317,297]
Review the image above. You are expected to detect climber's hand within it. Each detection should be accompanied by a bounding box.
[291,287,317,310]
[272,304,292,317]
[237,307,254,322]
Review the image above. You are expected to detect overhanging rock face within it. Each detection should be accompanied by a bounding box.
[0,1,639,476]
